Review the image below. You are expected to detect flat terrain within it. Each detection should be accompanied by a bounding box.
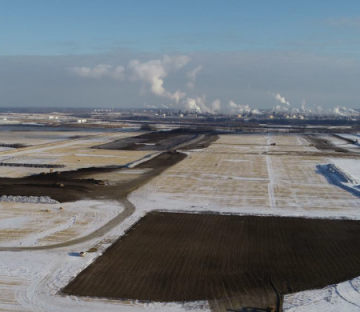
[64,212,360,311]
[94,130,217,151]
[2,128,360,312]
[0,128,151,178]
[132,134,360,218]
[0,152,186,248]
[94,130,196,151]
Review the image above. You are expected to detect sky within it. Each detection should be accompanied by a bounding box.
[1,0,360,113]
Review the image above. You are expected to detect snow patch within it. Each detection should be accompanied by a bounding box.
[0,195,59,204]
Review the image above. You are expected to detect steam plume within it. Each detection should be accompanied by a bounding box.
[186,65,203,89]
[274,93,290,106]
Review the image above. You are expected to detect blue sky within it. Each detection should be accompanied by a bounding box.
[1,0,360,55]
[0,0,360,110]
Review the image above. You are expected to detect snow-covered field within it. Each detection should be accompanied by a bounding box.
[129,133,360,311]
[318,133,360,154]
[0,146,13,152]
[0,200,122,247]
[0,131,152,178]
[284,276,360,312]
[336,133,360,142]
[131,134,360,219]
[0,201,209,312]
[332,158,360,182]
[1,133,360,311]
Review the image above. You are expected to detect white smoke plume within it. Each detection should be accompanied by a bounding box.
[251,108,263,115]
[275,104,289,112]
[211,99,221,112]
[69,55,190,103]
[228,100,251,114]
[128,55,189,102]
[171,90,187,103]
[274,93,290,106]
[184,96,211,113]
[333,107,345,116]
[185,97,200,112]
[333,106,358,116]
[301,99,306,111]
[144,102,157,109]
[186,65,203,89]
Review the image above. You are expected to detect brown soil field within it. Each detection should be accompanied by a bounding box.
[94,131,194,150]
[64,212,360,311]
[0,152,187,251]
[0,152,186,203]
[180,133,219,150]
[305,134,348,153]
[94,130,217,151]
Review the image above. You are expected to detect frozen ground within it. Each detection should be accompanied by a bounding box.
[1,133,360,311]
[318,134,360,154]
[0,131,152,178]
[129,133,360,311]
[284,276,360,312]
[0,204,210,312]
[336,133,360,142]
[131,134,360,220]
[0,146,13,152]
[332,158,360,181]
[317,159,360,200]
[0,195,59,204]
[0,200,122,247]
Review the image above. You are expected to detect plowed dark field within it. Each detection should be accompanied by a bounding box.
[63,212,360,311]
[94,131,196,151]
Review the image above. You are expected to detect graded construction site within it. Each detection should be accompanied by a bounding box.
[2,127,360,312]
[94,129,216,151]
[63,211,360,311]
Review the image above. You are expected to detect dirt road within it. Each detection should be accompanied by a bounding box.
[0,152,186,251]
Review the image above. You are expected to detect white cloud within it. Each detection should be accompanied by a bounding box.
[325,17,360,27]
[69,55,190,103]
[68,64,125,80]
[186,65,203,89]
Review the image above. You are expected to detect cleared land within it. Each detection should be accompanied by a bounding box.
[2,129,360,312]
[64,212,360,311]
[0,152,186,248]
[94,130,217,151]
[94,131,194,150]
[0,130,151,178]
[0,200,121,246]
[0,128,211,249]
[132,134,360,218]
[0,276,31,312]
